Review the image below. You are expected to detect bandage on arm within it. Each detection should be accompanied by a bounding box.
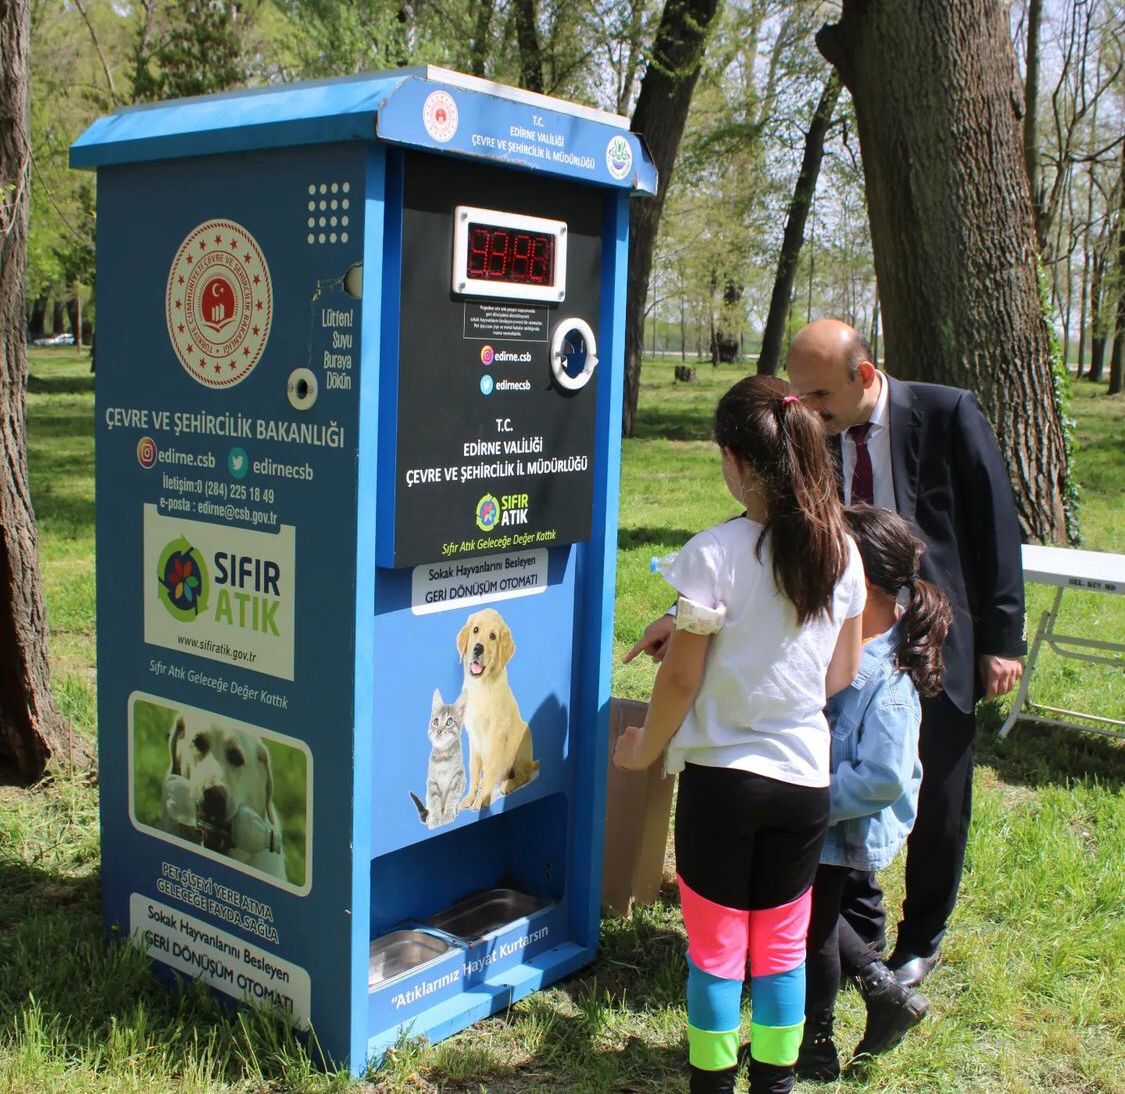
[673,595,726,635]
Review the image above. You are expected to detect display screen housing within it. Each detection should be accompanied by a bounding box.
[452,206,568,303]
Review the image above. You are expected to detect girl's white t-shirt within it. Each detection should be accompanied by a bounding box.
[662,517,866,788]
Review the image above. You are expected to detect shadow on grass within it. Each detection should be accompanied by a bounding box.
[0,851,336,1086]
[976,702,1125,791]
[631,409,714,442]
[618,527,704,550]
[29,490,96,533]
[27,374,96,395]
[425,908,692,1091]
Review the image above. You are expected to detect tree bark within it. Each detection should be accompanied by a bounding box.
[817,0,1071,543]
[757,71,842,376]
[1089,251,1107,382]
[1023,0,1046,248]
[512,0,544,93]
[0,0,83,778]
[468,0,494,77]
[1108,142,1124,397]
[622,0,721,436]
[1076,176,1093,378]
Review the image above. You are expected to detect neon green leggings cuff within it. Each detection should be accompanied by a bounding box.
[687,1024,740,1071]
[749,1020,803,1066]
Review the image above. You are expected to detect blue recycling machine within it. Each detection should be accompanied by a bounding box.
[71,68,656,1070]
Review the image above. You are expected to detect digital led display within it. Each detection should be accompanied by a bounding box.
[466,223,555,286]
[452,206,567,303]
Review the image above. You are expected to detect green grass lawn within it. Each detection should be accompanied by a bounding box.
[1,349,1121,1092]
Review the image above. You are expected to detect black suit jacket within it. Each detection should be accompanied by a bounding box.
[835,375,1026,713]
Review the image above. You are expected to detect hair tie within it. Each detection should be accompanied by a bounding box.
[781,394,800,407]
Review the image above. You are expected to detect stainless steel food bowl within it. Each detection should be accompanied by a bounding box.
[368,929,458,990]
[426,888,550,943]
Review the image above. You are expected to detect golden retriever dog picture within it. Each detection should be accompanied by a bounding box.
[160,715,288,881]
[456,608,540,812]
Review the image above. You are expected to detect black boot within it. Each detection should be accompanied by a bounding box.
[689,1064,737,1093]
[851,960,930,1061]
[747,1057,794,1094]
[795,1011,840,1081]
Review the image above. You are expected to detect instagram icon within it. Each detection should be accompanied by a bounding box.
[137,436,158,469]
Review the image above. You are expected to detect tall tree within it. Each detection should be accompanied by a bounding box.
[512,0,544,92]
[817,0,1073,543]
[0,0,79,778]
[756,70,841,375]
[622,0,722,436]
[133,0,254,101]
[1022,0,1045,245]
[1108,141,1124,397]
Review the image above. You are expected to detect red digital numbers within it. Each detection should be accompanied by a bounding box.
[467,224,554,286]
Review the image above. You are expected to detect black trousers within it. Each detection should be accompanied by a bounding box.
[842,692,977,958]
[807,863,881,1017]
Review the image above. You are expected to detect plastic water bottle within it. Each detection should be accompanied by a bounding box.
[650,552,678,575]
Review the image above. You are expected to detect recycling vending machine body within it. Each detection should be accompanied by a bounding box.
[71,68,656,1070]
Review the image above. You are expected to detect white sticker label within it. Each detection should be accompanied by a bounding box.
[143,504,296,680]
[605,135,633,180]
[411,549,548,615]
[130,894,311,1027]
[422,90,459,142]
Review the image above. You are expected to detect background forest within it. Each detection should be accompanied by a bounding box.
[25,0,1124,390]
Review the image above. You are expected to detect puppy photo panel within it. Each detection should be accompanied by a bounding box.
[372,561,577,858]
[129,691,312,894]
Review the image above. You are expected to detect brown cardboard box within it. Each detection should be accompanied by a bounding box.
[602,697,676,914]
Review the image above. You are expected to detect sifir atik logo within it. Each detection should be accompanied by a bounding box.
[156,540,283,636]
[157,538,209,622]
[476,493,530,532]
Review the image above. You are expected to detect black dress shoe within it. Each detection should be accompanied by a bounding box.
[888,948,942,989]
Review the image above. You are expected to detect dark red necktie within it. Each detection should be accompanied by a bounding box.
[849,422,874,505]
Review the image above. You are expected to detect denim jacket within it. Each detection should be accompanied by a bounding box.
[820,622,922,872]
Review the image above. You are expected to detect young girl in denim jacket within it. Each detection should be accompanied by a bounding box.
[798,505,952,1081]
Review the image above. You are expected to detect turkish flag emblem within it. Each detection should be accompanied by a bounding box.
[200,276,237,333]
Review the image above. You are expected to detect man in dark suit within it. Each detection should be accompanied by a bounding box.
[784,319,1026,988]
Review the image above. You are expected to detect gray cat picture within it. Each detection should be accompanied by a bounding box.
[409,689,467,829]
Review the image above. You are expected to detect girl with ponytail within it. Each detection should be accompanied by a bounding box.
[614,376,867,1094]
[798,504,952,1081]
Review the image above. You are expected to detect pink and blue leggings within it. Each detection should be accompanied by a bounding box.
[675,764,829,1093]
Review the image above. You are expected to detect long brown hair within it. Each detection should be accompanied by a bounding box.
[714,376,849,623]
[843,504,952,696]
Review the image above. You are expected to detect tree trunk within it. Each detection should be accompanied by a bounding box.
[468,0,494,77]
[1089,252,1106,382]
[1023,0,1047,249]
[757,71,842,376]
[817,0,1071,544]
[871,288,880,363]
[1076,178,1093,379]
[622,0,721,436]
[512,0,544,93]
[1061,249,1072,371]
[0,0,83,779]
[1108,143,1125,397]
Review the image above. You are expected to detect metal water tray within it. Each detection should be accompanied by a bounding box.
[426,887,549,943]
[368,929,457,991]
